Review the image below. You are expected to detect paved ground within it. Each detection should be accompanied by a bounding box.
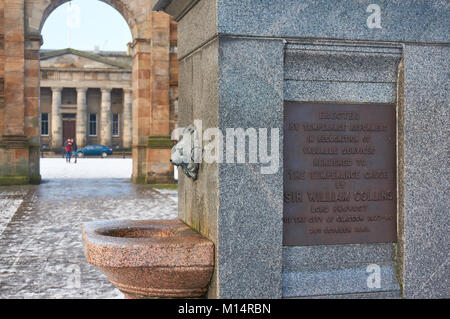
[0,159,177,299]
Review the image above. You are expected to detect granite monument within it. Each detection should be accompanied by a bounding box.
[154,0,449,299]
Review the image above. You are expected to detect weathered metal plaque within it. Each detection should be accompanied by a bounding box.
[283,102,397,245]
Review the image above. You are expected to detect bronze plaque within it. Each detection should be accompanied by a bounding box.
[283,102,397,245]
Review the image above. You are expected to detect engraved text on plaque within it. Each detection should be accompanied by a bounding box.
[283,102,397,245]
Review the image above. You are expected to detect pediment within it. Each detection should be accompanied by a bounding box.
[40,49,129,70]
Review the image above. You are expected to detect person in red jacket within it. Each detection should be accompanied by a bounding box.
[64,138,73,163]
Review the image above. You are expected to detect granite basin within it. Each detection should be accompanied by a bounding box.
[82,219,214,298]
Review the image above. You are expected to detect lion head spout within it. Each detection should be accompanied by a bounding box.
[170,125,201,180]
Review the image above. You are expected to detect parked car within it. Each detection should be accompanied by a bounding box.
[76,145,113,158]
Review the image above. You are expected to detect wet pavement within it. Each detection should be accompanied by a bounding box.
[0,171,177,298]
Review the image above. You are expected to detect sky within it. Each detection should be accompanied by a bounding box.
[41,0,132,52]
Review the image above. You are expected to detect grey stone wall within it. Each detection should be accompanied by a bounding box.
[218,37,284,298]
[283,244,399,297]
[281,40,402,298]
[177,0,218,59]
[398,44,450,298]
[160,0,450,298]
[216,0,449,43]
[178,39,220,297]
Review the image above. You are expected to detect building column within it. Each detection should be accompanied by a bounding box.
[51,87,63,150]
[146,12,174,184]
[122,88,132,149]
[76,88,88,148]
[130,38,151,183]
[100,88,112,146]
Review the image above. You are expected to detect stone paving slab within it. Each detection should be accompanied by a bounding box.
[0,178,177,299]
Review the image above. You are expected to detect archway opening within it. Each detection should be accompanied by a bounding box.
[39,0,134,180]
[0,0,179,298]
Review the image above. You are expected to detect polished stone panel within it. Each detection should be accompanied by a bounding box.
[283,243,400,297]
[217,37,285,298]
[400,44,450,298]
[217,0,449,43]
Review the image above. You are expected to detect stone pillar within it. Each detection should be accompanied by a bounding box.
[100,88,112,147]
[122,88,132,149]
[0,1,31,185]
[146,12,174,184]
[24,35,42,184]
[51,87,63,150]
[131,38,152,183]
[76,88,88,148]
[3,0,25,137]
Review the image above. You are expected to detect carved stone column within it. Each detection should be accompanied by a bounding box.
[122,88,132,149]
[51,87,63,150]
[100,88,112,147]
[76,87,87,148]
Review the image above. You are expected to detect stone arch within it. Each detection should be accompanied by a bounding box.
[0,1,176,185]
[25,0,140,39]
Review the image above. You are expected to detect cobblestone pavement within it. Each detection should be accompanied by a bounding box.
[0,178,177,299]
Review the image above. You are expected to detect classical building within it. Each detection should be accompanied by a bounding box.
[39,48,133,152]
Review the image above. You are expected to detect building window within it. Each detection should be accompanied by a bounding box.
[112,113,119,137]
[41,113,49,136]
[89,113,97,136]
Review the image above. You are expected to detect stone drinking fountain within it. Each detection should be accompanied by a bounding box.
[82,131,211,299]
